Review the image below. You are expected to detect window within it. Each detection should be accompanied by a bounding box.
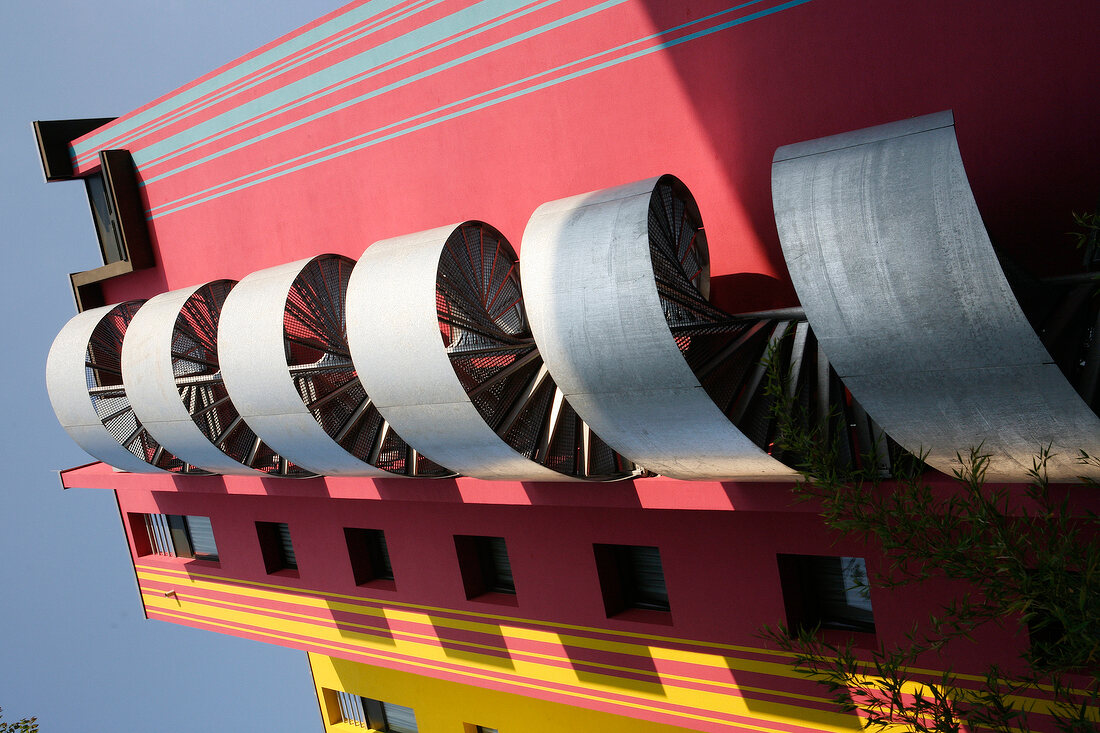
[84,172,125,264]
[594,544,670,616]
[454,535,515,598]
[33,124,155,312]
[345,528,394,585]
[330,690,417,732]
[777,554,875,634]
[256,521,297,573]
[1025,569,1076,663]
[128,513,218,562]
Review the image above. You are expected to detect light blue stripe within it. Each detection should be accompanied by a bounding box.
[138,0,562,176]
[150,0,815,219]
[87,0,453,159]
[149,0,764,211]
[73,0,419,159]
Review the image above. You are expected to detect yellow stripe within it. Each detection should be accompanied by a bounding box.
[143,583,833,706]
[143,592,858,732]
[153,604,841,733]
[138,566,1088,720]
[137,565,795,672]
[137,563,787,655]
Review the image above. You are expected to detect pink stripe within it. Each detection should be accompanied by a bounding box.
[149,605,837,733]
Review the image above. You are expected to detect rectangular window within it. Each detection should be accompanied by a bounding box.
[84,172,125,264]
[454,535,515,598]
[777,554,875,634]
[594,544,671,616]
[345,528,394,585]
[256,521,297,573]
[129,513,218,562]
[329,690,418,732]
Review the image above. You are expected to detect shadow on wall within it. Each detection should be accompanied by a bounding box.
[637,0,1100,278]
[170,472,231,494]
[324,597,398,647]
[429,615,516,670]
[709,273,793,315]
[726,657,865,731]
[564,641,667,697]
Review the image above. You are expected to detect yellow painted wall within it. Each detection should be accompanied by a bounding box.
[311,652,722,733]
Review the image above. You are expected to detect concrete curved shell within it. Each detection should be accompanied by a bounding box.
[772,111,1100,481]
[121,282,266,475]
[46,303,169,474]
[217,257,391,477]
[346,224,576,481]
[520,175,799,480]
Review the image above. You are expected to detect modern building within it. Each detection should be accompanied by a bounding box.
[37,1,1098,731]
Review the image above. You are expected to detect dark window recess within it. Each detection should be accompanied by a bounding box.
[361,696,418,733]
[777,554,875,634]
[345,528,394,584]
[129,513,218,562]
[455,535,515,598]
[594,544,671,616]
[256,521,297,573]
[71,150,155,311]
[1025,569,1079,665]
[475,726,500,733]
[84,172,125,264]
[1027,613,1067,664]
[33,121,157,312]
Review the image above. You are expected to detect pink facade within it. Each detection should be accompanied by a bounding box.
[68,0,1097,310]
[43,0,1099,729]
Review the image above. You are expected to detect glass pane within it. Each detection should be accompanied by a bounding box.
[84,172,124,264]
[276,522,297,569]
[185,515,219,562]
[484,537,514,593]
[369,529,393,580]
[382,701,418,733]
[811,555,874,631]
[627,545,669,611]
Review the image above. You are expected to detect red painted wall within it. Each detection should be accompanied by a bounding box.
[116,486,1031,676]
[77,0,1098,312]
[60,0,1098,710]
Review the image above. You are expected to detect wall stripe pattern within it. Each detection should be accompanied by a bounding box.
[69,0,814,220]
[136,564,1069,733]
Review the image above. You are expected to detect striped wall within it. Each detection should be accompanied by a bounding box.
[63,0,1099,310]
[50,2,1100,730]
[136,564,1076,733]
[139,563,861,733]
[310,652,813,733]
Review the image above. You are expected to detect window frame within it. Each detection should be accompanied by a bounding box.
[593,543,672,619]
[776,553,875,635]
[454,535,516,600]
[127,512,219,564]
[256,521,298,575]
[345,527,395,587]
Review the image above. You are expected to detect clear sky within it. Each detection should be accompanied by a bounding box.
[0,3,340,730]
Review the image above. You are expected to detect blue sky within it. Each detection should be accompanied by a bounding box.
[0,3,340,730]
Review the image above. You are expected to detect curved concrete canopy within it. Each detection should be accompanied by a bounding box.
[218,256,391,477]
[46,303,169,474]
[122,282,270,475]
[521,175,799,480]
[347,223,577,481]
[772,110,1100,481]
